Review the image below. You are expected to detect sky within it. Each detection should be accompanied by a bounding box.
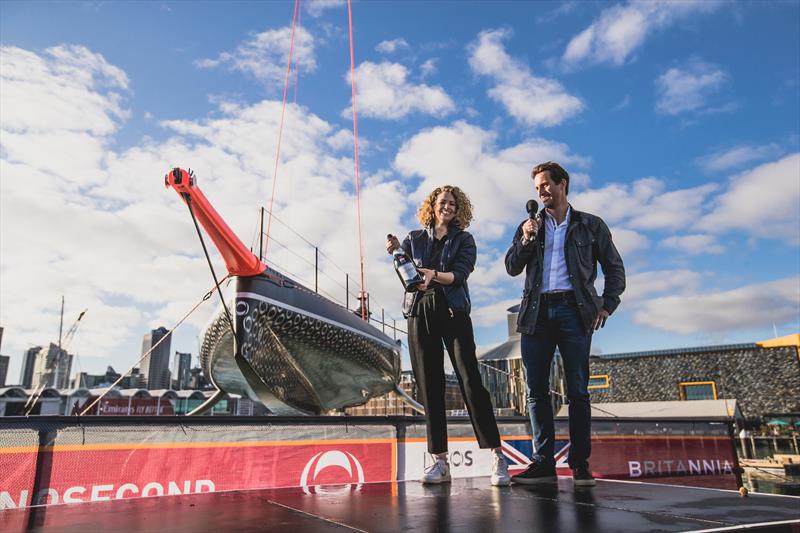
[1,0,799,385]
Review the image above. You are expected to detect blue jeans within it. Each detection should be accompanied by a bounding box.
[520,299,592,469]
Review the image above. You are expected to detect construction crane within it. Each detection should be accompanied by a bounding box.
[24,302,88,415]
[62,309,87,349]
[53,308,88,388]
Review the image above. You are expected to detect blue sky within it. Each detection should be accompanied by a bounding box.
[1,0,798,383]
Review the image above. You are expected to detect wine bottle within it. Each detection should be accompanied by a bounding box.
[388,234,423,291]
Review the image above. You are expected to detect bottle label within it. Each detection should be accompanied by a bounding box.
[398,262,418,281]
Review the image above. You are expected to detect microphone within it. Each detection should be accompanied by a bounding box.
[526,199,539,219]
[524,199,541,243]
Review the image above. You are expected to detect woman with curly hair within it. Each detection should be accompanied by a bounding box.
[386,185,509,486]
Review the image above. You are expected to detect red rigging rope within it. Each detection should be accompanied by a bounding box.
[347,0,367,320]
[294,0,301,104]
[264,0,300,258]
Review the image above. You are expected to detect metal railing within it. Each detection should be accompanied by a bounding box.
[252,206,407,341]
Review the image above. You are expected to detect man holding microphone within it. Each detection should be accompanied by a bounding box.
[505,161,626,486]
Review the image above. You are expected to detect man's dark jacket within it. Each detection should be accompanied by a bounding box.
[505,207,626,335]
[401,225,475,318]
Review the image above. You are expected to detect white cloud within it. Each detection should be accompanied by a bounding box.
[471,298,521,328]
[420,58,438,78]
[346,61,455,119]
[468,29,583,127]
[326,128,354,151]
[698,143,783,173]
[700,153,800,244]
[659,234,724,255]
[563,0,724,67]
[196,26,315,87]
[375,38,409,54]
[0,45,129,135]
[633,182,719,230]
[633,277,800,335]
[394,121,590,243]
[623,269,702,303]
[306,0,345,18]
[608,227,650,257]
[571,177,718,230]
[573,154,800,250]
[611,94,631,112]
[536,1,579,24]
[0,45,412,379]
[569,172,591,191]
[655,59,729,116]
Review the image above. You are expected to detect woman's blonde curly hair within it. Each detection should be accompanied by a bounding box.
[416,185,474,229]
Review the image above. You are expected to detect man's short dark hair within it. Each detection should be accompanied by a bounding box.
[531,161,570,195]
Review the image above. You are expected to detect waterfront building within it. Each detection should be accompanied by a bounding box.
[140,327,172,390]
[344,370,465,416]
[172,351,192,390]
[0,355,8,387]
[1,386,62,415]
[588,334,800,423]
[478,306,799,423]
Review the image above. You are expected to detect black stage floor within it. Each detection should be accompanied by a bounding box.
[6,477,800,533]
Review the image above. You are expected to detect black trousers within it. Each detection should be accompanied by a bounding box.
[408,289,501,454]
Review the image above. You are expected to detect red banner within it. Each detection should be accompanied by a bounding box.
[0,440,395,509]
[552,436,737,479]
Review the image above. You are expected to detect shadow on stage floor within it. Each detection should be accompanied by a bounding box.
[5,476,800,533]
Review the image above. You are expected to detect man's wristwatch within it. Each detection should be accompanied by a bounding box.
[521,236,532,246]
[433,270,439,280]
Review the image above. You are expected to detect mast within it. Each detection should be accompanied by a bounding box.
[54,295,64,389]
[58,295,64,350]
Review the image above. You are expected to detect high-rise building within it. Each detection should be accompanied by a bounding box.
[73,366,122,389]
[20,347,41,388]
[0,355,9,387]
[189,367,210,390]
[31,343,73,389]
[140,327,172,390]
[127,367,144,389]
[0,326,6,388]
[172,351,192,390]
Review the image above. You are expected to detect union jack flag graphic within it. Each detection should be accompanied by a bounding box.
[500,438,571,471]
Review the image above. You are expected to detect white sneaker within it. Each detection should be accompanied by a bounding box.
[421,458,451,484]
[491,453,511,486]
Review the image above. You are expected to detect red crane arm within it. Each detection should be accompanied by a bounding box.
[165,168,266,277]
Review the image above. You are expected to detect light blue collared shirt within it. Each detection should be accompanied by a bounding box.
[542,206,572,292]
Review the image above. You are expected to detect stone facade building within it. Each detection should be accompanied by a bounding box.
[479,306,799,423]
[345,370,465,416]
[588,339,799,421]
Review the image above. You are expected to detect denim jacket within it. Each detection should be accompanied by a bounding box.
[401,225,476,318]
